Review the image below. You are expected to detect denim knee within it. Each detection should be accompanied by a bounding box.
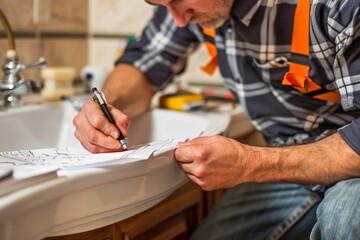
[310,178,360,239]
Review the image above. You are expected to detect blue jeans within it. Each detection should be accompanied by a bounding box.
[190,179,360,240]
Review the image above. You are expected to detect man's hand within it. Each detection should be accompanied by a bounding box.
[73,100,130,153]
[175,135,250,191]
[175,133,360,191]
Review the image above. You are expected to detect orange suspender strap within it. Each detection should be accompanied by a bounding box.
[201,28,218,75]
[201,3,340,103]
[282,0,340,103]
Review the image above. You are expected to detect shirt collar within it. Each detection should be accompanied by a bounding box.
[231,0,262,26]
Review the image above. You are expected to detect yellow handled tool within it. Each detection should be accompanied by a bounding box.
[159,93,205,111]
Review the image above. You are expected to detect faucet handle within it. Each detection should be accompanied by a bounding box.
[19,57,47,71]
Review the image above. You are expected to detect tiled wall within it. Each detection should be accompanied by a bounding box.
[0,0,222,90]
[88,0,155,74]
[0,0,88,81]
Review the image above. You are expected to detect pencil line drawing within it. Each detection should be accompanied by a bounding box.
[0,138,184,167]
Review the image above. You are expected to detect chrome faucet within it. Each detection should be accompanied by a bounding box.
[1,52,46,107]
[0,8,46,107]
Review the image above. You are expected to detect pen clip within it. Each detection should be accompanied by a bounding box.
[92,91,107,104]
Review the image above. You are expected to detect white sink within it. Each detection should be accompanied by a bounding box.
[0,101,81,152]
[0,99,231,240]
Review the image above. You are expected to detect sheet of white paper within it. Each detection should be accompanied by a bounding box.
[61,138,188,171]
[0,137,194,197]
[0,138,186,170]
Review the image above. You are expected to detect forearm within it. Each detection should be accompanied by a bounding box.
[245,132,360,186]
[102,64,156,118]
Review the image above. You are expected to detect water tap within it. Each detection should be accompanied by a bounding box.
[0,8,46,107]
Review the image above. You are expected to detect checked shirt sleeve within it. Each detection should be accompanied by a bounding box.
[115,6,200,89]
[328,0,360,154]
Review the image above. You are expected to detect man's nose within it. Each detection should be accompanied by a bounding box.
[167,5,193,27]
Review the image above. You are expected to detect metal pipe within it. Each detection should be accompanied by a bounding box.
[0,8,16,51]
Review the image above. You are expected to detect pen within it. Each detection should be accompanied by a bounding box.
[92,87,128,150]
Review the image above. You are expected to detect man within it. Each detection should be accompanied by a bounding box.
[73,0,360,239]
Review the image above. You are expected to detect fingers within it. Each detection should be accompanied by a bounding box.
[183,171,207,190]
[178,162,214,191]
[175,137,209,163]
[74,129,124,153]
[84,101,121,138]
[108,104,130,138]
[174,135,239,191]
[73,100,130,153]
[175,139,208,181]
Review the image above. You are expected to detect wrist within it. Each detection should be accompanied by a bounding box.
[244,132,360,186]
[243,145,282,183]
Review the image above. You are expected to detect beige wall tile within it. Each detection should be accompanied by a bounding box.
[1,0,88,32]
[38,0,88,32]
[89,0,154,36]
[0,0,36,31]
[88,38,127,73]
[41,38,88,77]
[0,40,9,60]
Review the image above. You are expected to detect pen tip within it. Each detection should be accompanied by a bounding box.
[122,143,128,151]
[92,87,98,93]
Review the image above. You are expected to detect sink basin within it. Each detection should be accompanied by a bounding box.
[0,101,81,152]
[0,100,214,151]
[0,99,230,240]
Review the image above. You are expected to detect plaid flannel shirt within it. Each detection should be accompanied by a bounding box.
[117,0,360,153]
